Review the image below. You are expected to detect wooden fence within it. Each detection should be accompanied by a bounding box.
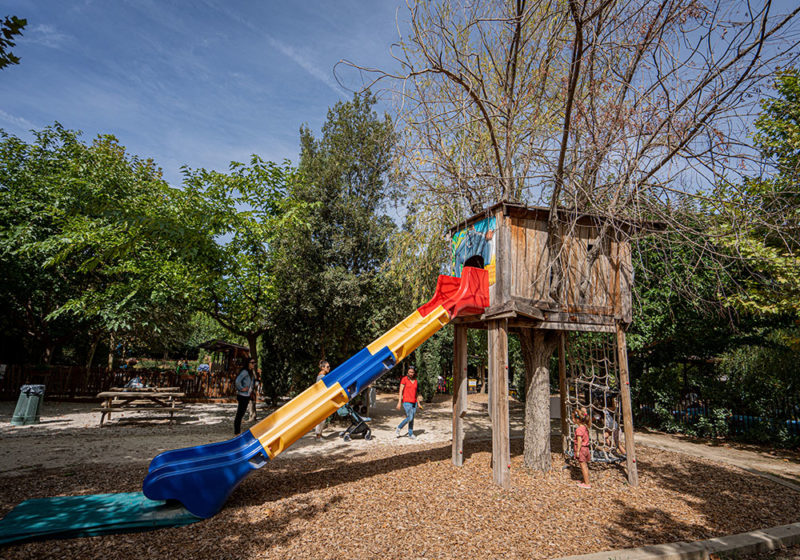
[0,364,239,400]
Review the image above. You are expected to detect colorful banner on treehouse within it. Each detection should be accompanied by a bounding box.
[451,216,497,284]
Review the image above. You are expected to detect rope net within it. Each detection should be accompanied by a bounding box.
[564,332,626,464]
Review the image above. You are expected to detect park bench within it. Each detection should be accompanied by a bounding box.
[95,387,185,426]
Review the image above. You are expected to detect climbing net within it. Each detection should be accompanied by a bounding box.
[564,332,626,464]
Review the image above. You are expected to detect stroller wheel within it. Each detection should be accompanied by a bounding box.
[343,433,351,442]
[364,430,372,440]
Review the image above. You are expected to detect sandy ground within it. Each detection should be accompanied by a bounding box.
[2,392,798,486]
[3,391,800,485]
[0,392,521,475]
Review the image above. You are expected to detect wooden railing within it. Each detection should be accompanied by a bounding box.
[0,364,239,400]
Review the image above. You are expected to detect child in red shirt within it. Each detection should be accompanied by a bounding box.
[573,407,591,488]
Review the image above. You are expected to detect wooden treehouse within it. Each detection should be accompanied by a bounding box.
[447,201,641,487]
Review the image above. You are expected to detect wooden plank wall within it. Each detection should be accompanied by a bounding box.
[507,216,626,317]
[562,224,615,313]
[617,233,634,323]
[508,217,550,302]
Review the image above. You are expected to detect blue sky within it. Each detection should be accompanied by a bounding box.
[1,1,405,186]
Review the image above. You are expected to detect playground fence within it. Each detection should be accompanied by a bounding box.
[0,364,240,401]
[636,398,800,439]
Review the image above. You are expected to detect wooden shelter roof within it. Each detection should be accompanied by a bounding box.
[447,200,665,236]
[198,339,249,353]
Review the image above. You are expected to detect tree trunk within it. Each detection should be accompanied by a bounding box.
[84,333,101,392]
[42,344,54,365]
[246,333,258,364]
[520,329,559,471]
[107,332,115,372]
[246,333,259,421]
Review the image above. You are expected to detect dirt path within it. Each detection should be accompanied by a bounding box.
[633,431,800,489]
[0,392,519,474]
[2,392,798,490]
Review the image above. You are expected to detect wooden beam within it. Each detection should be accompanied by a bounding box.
[542,310,616,325]
[489,319,510,489]
[616,323,639,487]
[537,322,615,333]
[495,210,508,304]
[558,332,569,455]
[452,324,468,467]
[508,298,546,320]
[484,299,546,321]
[500,214,512,301]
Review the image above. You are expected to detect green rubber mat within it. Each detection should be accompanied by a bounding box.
[0,492,201,545]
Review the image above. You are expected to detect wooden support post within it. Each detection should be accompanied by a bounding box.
[487,331,493,420]
[558,332,569,454]
[616,323,639,487]
[452,324,468,466]
[489,318,510,489]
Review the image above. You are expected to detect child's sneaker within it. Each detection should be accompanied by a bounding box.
[408,433,416,439]
[577,483,591,489]
[395,428,402,437]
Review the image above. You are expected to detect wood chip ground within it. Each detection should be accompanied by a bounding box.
[1,394,798,559]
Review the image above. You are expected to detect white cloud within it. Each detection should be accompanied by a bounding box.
[264,34,346,98]
[0,109,37,131]
[199,1,347,98]
[26,24,72,49]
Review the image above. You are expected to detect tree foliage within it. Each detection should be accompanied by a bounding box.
[0,15,26,70]
[0,125,210,363]
[181,157,309,363]
[262,92,401,399]
[713,69,800,316]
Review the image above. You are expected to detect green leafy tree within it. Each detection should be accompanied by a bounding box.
[181,157,308,366]
[0,125,211,365]
[0,15,26,70]
[267,91,400,395]
[713,69,800,317]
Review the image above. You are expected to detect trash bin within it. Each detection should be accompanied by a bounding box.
[11,384,45,426]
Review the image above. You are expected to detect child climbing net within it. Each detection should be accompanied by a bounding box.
[564,332,626,464]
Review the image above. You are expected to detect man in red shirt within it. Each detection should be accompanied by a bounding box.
[396,366,422,439]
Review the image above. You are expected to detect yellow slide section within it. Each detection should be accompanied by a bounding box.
[367,305,450,363]
[250,304,450,460]
[250,380,349,459]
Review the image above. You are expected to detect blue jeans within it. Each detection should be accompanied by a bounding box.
[397,402,417,434]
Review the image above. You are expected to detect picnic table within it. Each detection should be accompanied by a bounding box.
[95,386,185,426]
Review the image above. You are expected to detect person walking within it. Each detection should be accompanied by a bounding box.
[234,358,256,435]
[396,365,423,439]
[314,360,331,440]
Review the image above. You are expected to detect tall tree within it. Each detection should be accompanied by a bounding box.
[267,91,399,394]
[713,68,800,317]
[347,0,800,471]
[0,125,210,364]
[181,157,307,364]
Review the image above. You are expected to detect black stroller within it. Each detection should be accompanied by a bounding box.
[336,403,372,441]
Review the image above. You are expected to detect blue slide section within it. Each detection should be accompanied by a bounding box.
[142,346,395,518]
[322,346,396,398]
[147,431,262,472]
[143,432,268,519]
